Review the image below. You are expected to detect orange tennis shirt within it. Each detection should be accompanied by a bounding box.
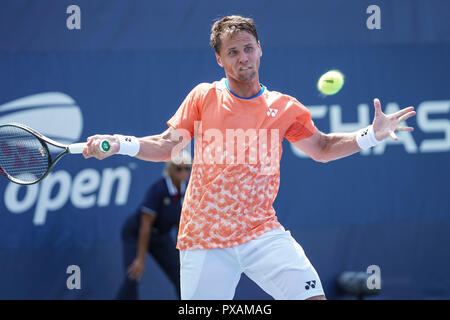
[167,78,317,250]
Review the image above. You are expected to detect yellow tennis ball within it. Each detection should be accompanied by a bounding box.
[317,70,345,95]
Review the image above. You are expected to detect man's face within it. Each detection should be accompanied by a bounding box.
[216,30,262,82]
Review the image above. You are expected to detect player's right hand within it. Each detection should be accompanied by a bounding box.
[83,134,120,160]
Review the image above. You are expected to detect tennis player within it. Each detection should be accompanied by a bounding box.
[83,15,415,300]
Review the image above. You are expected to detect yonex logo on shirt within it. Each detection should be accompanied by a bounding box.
[267,108,278,117]
[305,280,317,290]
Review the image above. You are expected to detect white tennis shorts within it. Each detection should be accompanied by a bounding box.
[180,226,324,300]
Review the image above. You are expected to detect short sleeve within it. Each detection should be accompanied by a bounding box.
[167,84,206,140]
[140,182,164,217]
[284,99,317,143]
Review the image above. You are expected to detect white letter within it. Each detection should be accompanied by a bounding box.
[66,5,81,30]
[97,167,131,207]
[4,183,39,214]
[71,169,101,209]
[34,171,71,225]
[366,5,381,30]
[367,265,381,289]
[264,305,272,314]
[201,128,223,165]
[417,100,450,153]
[170,130,192,164]
[193,121,204,165]
[259,129,280,176]
[66,265,81,289]
[225,128,259,165]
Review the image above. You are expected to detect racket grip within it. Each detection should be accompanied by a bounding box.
[68,140,110,154]
[68,143,87,154]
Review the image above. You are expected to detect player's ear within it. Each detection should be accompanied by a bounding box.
[258,41,262,58]
[216,52,224,68]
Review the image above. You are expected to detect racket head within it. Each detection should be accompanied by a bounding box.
[0,123,52,185]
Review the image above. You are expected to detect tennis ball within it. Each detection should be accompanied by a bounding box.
[317,70,345,95]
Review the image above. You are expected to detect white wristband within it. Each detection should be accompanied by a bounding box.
[356,125,380,150]
[114,134,140,157]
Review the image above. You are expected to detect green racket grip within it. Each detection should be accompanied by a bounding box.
[100,140,111,152]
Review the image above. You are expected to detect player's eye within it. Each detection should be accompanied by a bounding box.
[244,46,253,52]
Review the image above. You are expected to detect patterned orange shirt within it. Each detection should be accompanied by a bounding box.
[167,78,316,250]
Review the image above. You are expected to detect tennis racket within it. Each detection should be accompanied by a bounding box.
[0,123,110,185]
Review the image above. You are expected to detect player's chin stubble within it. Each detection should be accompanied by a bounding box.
[238,70,257,82]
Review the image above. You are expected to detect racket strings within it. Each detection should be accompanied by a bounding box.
[0,126,50,183]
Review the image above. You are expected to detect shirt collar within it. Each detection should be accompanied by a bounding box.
[165,176,186,196]
[222,78,266,100]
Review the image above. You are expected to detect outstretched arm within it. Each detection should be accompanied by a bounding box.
[82,126,189,162]
[293,98,416,163]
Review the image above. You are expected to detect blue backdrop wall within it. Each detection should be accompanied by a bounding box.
[0,0,449,299]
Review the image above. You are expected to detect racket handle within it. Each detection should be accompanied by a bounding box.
[68,140,110,154]
[68,143,87,154]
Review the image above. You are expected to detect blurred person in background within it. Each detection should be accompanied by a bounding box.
[116,151,191,299]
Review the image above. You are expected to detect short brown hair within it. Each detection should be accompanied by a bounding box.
[210,15,259,54]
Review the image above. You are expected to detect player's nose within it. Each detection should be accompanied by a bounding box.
[238,51,249,64]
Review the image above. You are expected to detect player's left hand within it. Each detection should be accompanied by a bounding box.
[372,98,416,141]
